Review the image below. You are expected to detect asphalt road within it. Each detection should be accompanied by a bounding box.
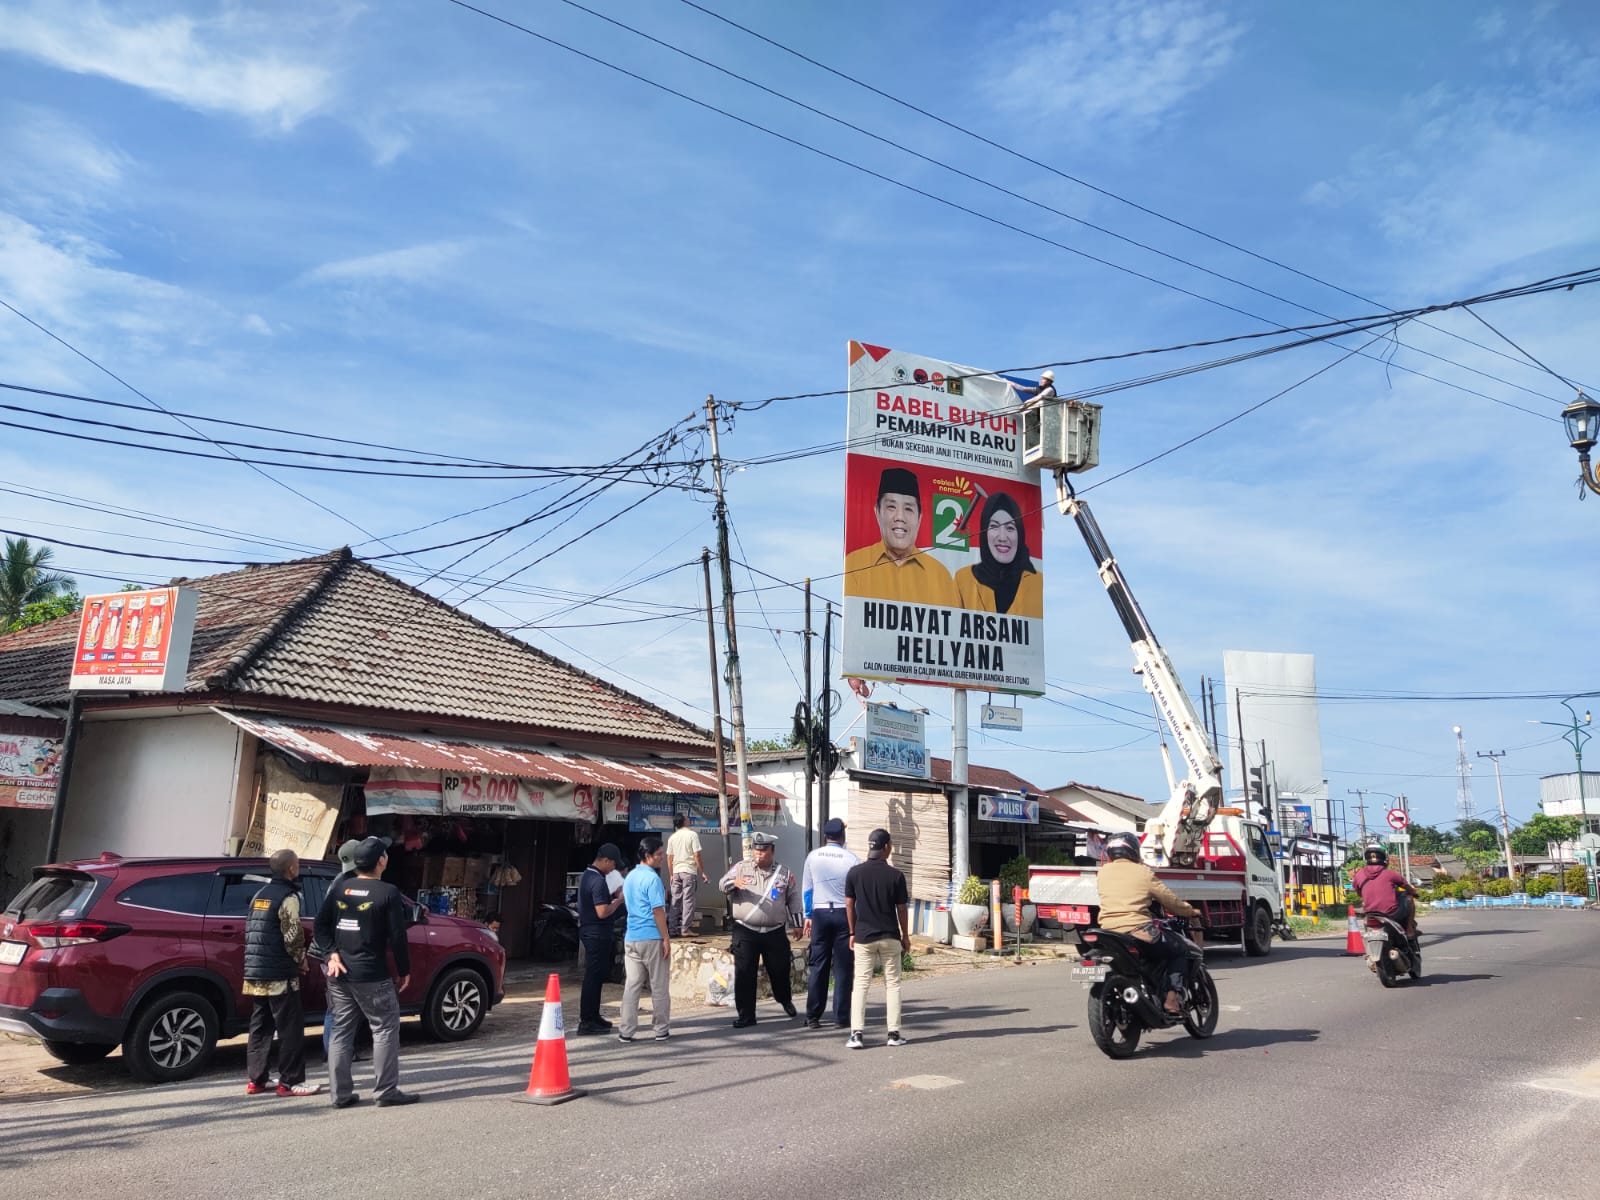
[3,909,1597,1200]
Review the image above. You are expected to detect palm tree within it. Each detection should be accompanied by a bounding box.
[0,538,75,628]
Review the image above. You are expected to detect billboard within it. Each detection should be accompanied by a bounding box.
[70,587,198,692]
[860,702,929,778]
[843,341,1045,693]
[0,734,61,810]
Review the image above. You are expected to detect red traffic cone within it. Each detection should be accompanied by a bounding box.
[518,973,585,1105]
[1345,909,1365,956]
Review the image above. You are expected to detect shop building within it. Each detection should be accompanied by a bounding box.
[0,549,781,955]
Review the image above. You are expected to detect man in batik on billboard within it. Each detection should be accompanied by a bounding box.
[843,466,960,607]
[953,491,1043,619]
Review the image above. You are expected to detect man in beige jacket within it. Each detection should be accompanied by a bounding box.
[1095,832,1201,1014]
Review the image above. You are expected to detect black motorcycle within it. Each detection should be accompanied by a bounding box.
[1361,910,1421,987]
[1074,916,1218,1058]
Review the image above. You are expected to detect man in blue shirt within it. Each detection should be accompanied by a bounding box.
[802,818,860,1030]
[576,843,625,1035]
[618,835,672,1042]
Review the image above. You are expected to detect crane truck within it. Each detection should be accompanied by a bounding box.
[1022,401,1286,956]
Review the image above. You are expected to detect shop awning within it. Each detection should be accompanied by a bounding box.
[214,709,784,800]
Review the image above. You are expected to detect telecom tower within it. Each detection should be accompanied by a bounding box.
[1453,725,1475,824]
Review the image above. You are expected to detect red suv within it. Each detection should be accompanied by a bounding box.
[0,853,505,1082]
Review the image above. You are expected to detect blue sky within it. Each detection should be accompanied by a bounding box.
[1,1,1597,835]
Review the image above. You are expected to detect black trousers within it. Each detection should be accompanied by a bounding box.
[805,908,853,1024]
[246,987,305,1087]
[732,923,793,1020]
[579,927,614,1024]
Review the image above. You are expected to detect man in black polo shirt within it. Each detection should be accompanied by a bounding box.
[315,836,417,1108]
[576,843,625,1035]
[844,828,911,1049]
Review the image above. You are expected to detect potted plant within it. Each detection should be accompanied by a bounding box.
[951,874,989,936]
[997,855,1037,934]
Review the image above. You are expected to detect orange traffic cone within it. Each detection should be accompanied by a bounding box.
[517,973,585,1105]
[1345,909,1364,956]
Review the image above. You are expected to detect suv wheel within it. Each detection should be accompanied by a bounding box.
[423,966,488,1041]
[42,1040,116,1066]
[123,990,219,1082]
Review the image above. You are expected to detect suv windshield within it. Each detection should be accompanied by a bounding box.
[4,871,98,920]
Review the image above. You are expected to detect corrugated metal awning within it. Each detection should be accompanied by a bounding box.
[213,709,784,801]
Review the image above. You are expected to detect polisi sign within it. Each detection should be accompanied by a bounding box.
[976,793,1038,824]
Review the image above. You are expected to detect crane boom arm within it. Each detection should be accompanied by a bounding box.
[1057,475,1223,867]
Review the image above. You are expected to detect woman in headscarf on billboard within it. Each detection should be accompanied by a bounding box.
[954,491,1043,619]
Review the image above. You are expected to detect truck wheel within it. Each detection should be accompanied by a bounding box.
[423,966,488,1041]
[1087,986,1141,1059]
[42,1040,116,1065]
[1243,905,1273,957]
[123,990,218,1082]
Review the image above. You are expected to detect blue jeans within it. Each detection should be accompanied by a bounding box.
[805,908,853,1024]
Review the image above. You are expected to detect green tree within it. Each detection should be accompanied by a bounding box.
[0,538,74,629]
[1456,818,1498,845]
[1510,813,1583,856]
[1408,823,1451,853]
[745,737,802,753]
[1465,828,1498,852]
[6,591,81,633]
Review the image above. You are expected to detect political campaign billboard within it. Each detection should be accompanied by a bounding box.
[843,340,1045,694]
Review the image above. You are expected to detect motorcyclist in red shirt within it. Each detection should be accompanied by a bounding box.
[1350,846,1418,939]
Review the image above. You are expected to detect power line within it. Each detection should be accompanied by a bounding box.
[552,0,1568,407]
[1462,308,1582,394]
[672,0,1595,396]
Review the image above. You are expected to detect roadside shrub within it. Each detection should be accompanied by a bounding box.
[1563,866,1588,894]
[1525,876,1554,898]
[997,855,1031,899]
[1319,903,1349,919]
[1483,877,1514,897]
[1415,888,1435,903]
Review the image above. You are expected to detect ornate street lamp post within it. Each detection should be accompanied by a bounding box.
[1561,393,1600,496]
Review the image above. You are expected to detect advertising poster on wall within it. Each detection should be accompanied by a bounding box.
[441,773,599,822]
[69,586,198,692]
[0,735,61,809]
[241,758,340,859]
[843,341,1045,694]
[860,703,929,778]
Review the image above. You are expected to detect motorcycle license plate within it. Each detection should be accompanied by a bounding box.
[1072,963,1108,988]
[0,941,25,966]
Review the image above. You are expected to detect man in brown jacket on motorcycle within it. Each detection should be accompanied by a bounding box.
[1096,832,1203,1014]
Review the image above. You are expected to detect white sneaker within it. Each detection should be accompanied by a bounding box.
[885,1031,907,1047]
[845,1030,865,1050]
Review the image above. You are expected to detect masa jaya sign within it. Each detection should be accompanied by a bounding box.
[70,587,197,692]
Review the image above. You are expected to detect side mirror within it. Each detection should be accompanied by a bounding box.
[408,902,429,927]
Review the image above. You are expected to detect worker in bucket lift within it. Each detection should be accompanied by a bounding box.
[1010,369,1056,410]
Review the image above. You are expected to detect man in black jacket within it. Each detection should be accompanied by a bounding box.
[244,849,322,1096]
[314,837,418,1108]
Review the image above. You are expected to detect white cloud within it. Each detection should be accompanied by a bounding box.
[243,313,273,336]
[981,1,1247,132]
[0,2,333,131]
[300,240,471,286]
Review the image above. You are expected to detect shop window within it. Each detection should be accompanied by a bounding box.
[118,872,214,916]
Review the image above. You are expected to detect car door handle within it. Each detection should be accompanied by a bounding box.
[217,923,239,934]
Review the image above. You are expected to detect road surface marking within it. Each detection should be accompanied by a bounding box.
[889,1075,962,1090]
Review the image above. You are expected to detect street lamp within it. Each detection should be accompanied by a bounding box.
[1561,393,1600,496]
[1532,699,1595,898]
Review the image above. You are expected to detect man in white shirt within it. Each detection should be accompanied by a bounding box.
[801,818,860,1030]
[665,814,707,937]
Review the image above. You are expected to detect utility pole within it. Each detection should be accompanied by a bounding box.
[802,578,814,853]
[1347,788,1370,845]
[818,603,833,830]
[1234,686,1250,809]
[1477,750,1515,882]
[704,395,752,858]
[700,550,730,859]
[952,689,970,888]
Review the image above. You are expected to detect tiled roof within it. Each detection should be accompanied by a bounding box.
[927,756,1043,795]
[0,549,712,751]
[1045,781,1160,822]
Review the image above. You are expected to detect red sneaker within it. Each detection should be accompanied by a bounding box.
[245,1081,271,1096]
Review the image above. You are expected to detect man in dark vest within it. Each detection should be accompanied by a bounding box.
[244,849,322,1096]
